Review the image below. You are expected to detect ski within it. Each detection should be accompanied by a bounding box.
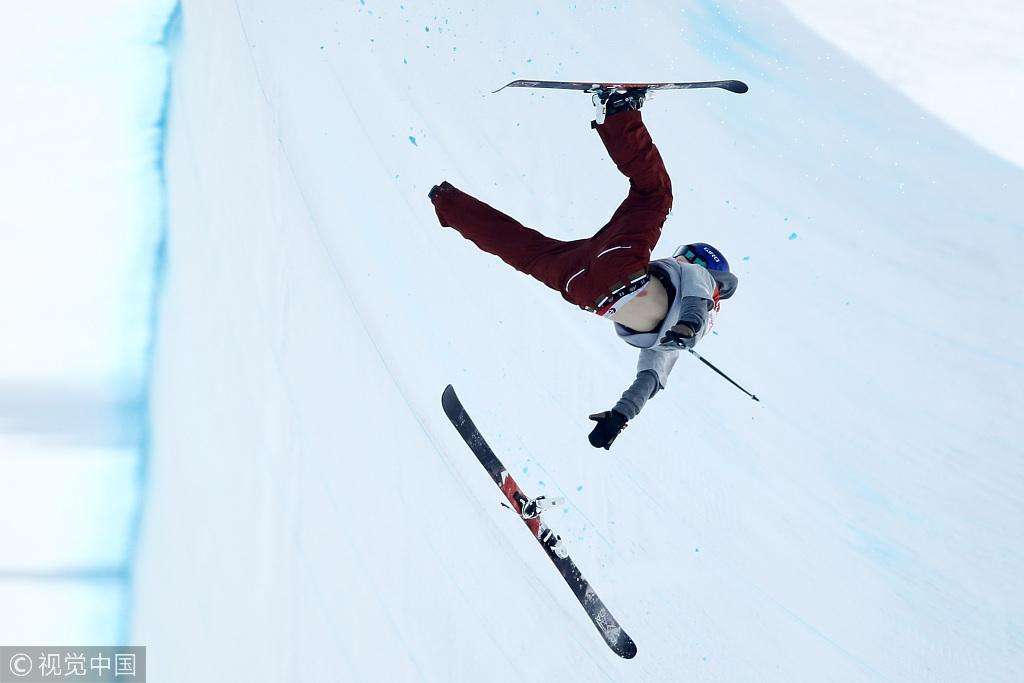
[493,78,748,94]
[441,384,638,659]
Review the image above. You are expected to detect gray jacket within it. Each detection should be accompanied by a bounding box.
[611,259,738,419]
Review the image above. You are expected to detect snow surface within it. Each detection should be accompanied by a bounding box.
[778,0,1024,169]
[0,0,174,644]
[134,1,1023,680]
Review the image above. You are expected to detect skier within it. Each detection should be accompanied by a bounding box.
[429,88,739,450]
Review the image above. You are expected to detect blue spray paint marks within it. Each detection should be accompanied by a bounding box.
[788,232,798,240]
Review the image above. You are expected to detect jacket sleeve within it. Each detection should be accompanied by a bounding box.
[636,346,680,390]
[676,296,711,339]
[613,369,661,420]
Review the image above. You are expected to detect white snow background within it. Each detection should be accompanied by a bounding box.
[0,0,175,644]
[779,0,1024,169]
[3,0,1020,680]
[130,1,1023,680]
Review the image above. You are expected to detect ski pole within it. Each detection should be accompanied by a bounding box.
[688,349,759,402]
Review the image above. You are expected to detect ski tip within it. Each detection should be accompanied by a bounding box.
[725,80,749,94]
[616,637,638,659]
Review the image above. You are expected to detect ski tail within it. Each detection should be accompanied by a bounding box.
[716,79,749,93]
[442,384,503,485]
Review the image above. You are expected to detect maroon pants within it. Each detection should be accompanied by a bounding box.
[430,110,673,310]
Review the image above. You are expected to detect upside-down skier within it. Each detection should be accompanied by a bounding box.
[429,88,739,449]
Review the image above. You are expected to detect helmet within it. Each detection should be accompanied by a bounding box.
[673,243,730,272]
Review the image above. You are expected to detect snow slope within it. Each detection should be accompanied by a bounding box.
[134,1,1023,680]
[778,0,1024,169]
[0,0,174,644]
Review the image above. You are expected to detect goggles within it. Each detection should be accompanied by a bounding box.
[672,244,709,268]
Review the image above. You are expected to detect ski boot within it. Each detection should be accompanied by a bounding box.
[592,87,647,125]
[519,495,565,520]
[428,180,455,201]
[540,527,569,559]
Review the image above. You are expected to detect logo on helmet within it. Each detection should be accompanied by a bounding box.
[700,246,721,263]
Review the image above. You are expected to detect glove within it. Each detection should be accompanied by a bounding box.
[660,322,697,349]
[588,410,628,450]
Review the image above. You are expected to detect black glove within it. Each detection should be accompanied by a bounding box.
[588,410,628,450]
[660,322,697,349]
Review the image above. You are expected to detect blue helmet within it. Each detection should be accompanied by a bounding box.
[673,242,730,272]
